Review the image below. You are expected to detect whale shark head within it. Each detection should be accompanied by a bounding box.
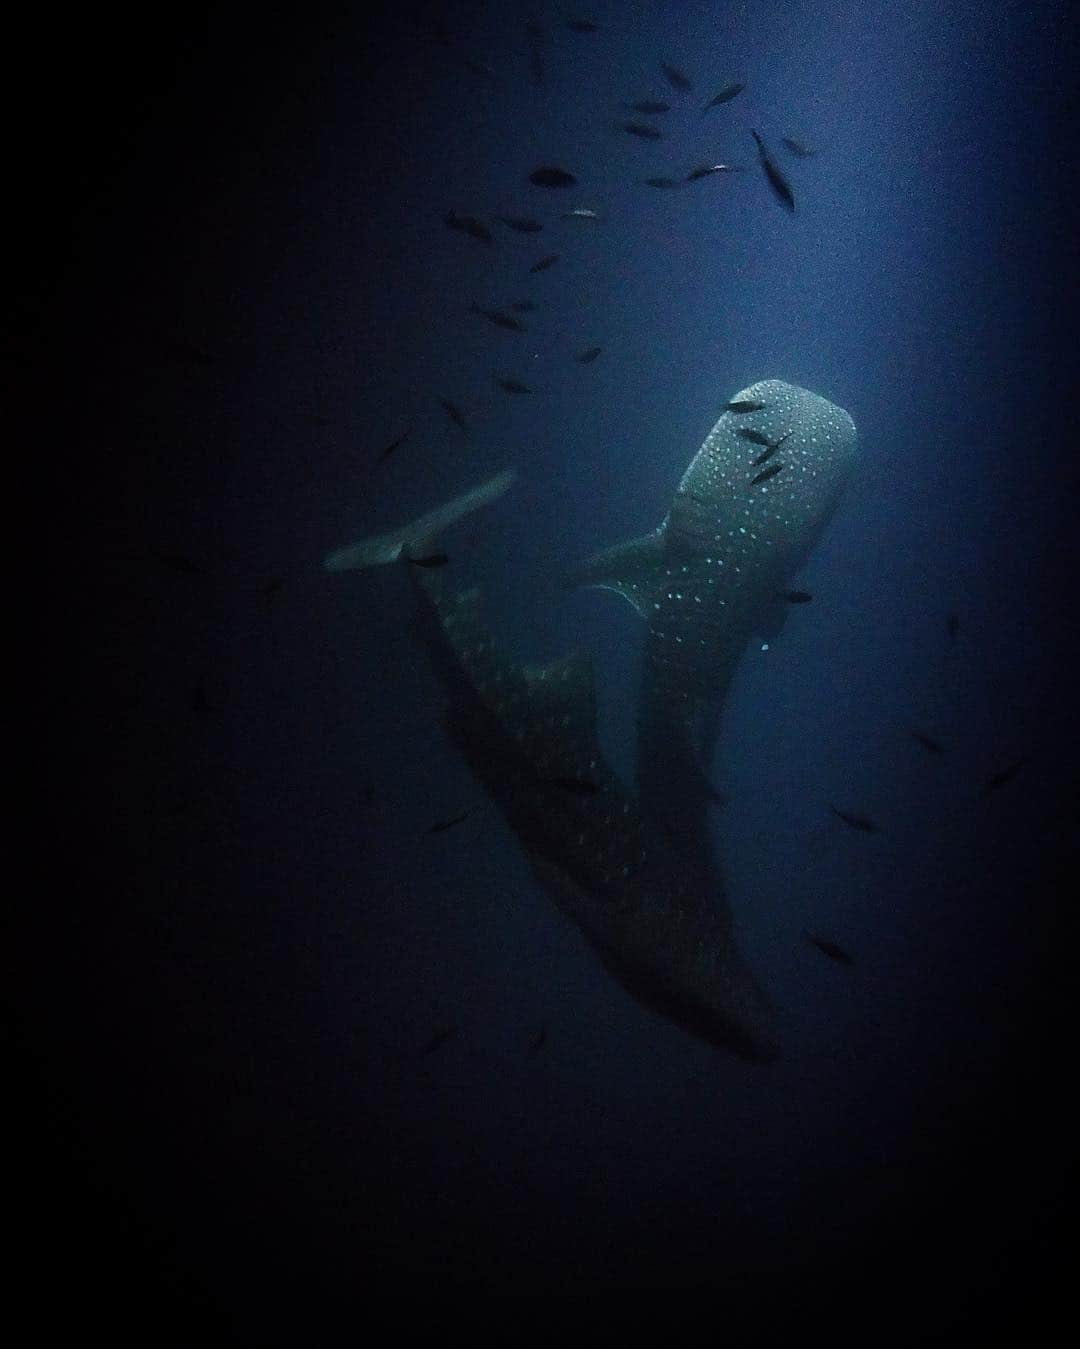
[569,379,856,645]
[667,377,857,581]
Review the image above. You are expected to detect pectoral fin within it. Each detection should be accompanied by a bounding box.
[324,468,516,571]
[564,530,665,617]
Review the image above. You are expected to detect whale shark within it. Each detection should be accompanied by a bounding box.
[324,379,856,1061]
[568,379,857,849]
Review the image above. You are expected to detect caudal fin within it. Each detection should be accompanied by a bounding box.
[323,468,516,572]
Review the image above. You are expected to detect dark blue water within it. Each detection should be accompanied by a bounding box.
[23,0,1075,1335]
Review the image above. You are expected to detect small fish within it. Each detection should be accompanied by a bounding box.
[628,100,671,114]
[753,432,791,465]
[686,163,742,180]
[750,463,785,486]
[260,576,286,600]
[408,553,450,568]
[529,253,560,273]
[530,165,577,188]
[440,399,468,432]
[497,215,543,233]
[565,18,599,33]
[575,345,602,363]
[703,82,745,109]
[947,612,960,640]
[781,136,814,157]
[469,304,528,332]
[548,775,602,796]
[377,428,411,463]
[804,932,854,966]
[562,207,601,220]
[661,62,692,91]
[737,427,772,446]
[495,376,533,394]
[528,1024,548,1055]
[644,176,680,189]
[830,805,880,834]
[751,130,796,212]
[444,209,494,243]
[783,590,812,603]
[620,121,663,139]
[726,399,767,413]
[509,299,537,312]
[420,1027,456,1056]
[910,729,944,754]
[983,757,1028,795]
[426,808,473,834]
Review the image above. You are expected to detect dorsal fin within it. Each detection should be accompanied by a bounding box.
[563,530,665,617]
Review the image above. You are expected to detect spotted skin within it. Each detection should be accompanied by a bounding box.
[658,378,856,699]
[324,380,855,1061]
[412,571,779,1061]
[572,379,857,845]
[324,469,779,1060]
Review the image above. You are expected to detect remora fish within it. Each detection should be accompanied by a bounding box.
[831,805,879,833]
[703,82,745,110]
[494,375,533,394]
[498,215,543,233]
[686,163,742,180]
[324,470,779,1061]
[530,165,577,188]
[444,210,494,243]
[565,379,857,848]
[620,121,663,139]
[753,432,791,465]
[751,130,796,212]
[983,756,1028,794]
[469,304,528,332]
[804,932,854,965]
[661,62,692,91]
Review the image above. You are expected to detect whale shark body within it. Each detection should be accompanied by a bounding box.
[570,379,858,852]
[325,380,857,1060]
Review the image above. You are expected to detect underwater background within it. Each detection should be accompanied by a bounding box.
[19,0,1077,1335]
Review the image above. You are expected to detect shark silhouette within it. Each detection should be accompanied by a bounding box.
[325,380,857,1061]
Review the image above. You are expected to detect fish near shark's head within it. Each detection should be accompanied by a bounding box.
[668,378,857,578]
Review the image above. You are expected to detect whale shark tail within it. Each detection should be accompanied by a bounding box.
[323,468,516,572]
